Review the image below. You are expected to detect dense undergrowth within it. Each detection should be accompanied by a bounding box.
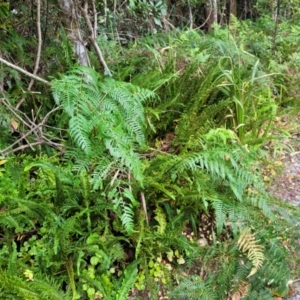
[1,12,300,300]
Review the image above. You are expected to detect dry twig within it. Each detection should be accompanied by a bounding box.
[82,1,112,76]
[0,98,63,156]
[0,57,50,86]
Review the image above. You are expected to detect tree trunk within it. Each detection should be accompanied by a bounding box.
[57,0,90,66]
[229,0,237,17]
[206,0,218,30]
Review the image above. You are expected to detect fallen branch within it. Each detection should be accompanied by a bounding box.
[0,104,61,156]
[0,57,51,86]
[2,140,62,156]
[1,97,32,129]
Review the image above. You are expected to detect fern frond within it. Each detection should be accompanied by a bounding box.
[120,204,135,235]
[69,116,92,154]
[0,268,70,300]
[231,280,249,300]
[203,128,238,145]
[90,159,115,190]
[0,269,39,299]
[171,276,217,300]
[52,66,155,184]
[31,275,71,300]
[116,260,140,300]
[237,228,264,277]
[211,200,227,235]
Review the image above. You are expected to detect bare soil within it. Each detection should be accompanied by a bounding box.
[268,151,300,207]
[266,131,300,300]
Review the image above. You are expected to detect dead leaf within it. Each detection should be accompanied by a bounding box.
[231,293,241,300]
[10,118,19,130]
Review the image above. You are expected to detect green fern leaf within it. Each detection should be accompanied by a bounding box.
[69,116,92,154]
[121,204,135,235]
[116,260,140,300]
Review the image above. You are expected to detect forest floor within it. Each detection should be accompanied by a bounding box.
[130,113,300,300]
[266,113,300,206]
[270,150,300,300]
[267,148,300,206]
[266,113,300,300]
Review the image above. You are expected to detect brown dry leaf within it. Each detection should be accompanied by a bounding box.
[273,296,282,300]
[231,293,241,300]
[10,118,19,130]
[230,281,249,300]
[288,284,297,297]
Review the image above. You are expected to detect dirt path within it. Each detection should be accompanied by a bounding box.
[266,137,300,299]
[285,285,300,300]
[268,152,300,207]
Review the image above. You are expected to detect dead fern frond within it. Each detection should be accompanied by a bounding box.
[230,280,249,300]
[237,228,264,278]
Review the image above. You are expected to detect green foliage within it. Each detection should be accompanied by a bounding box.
[171,276,217,300]
[171,219,291,299]
[116,260,139,300]
[52,67,155,186]
[0,267,70,300]
[0,155,143,299]
[110,28,280,146]
[1,6,300,299]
